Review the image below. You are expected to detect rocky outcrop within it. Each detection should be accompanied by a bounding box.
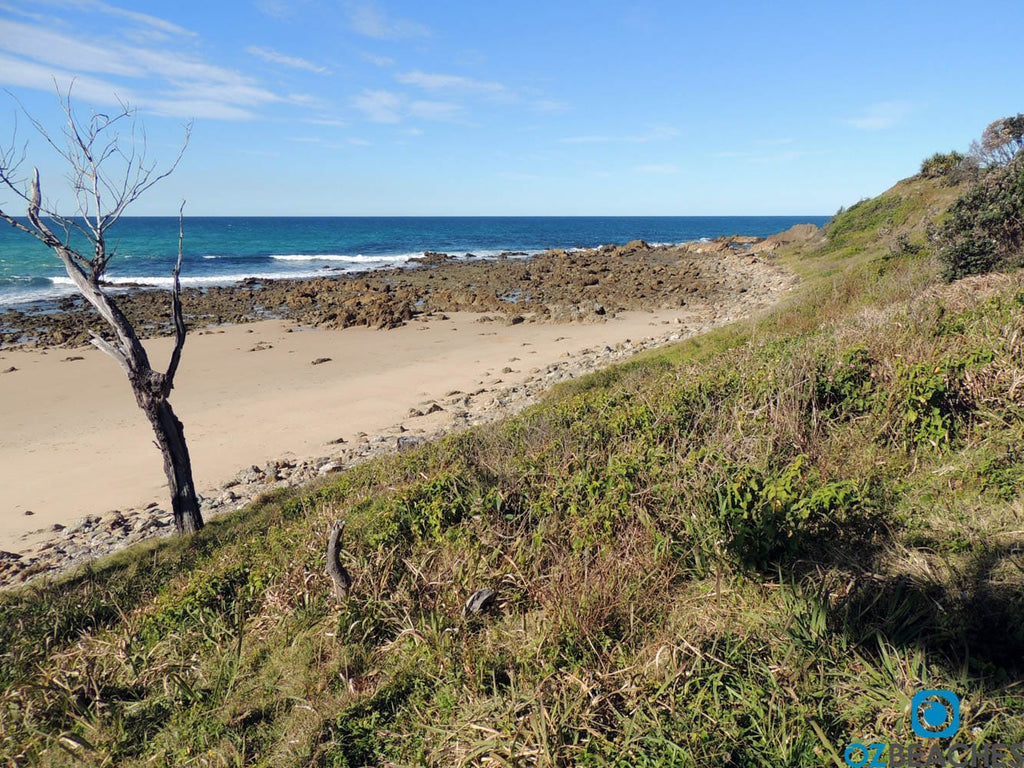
[1,238,797,347]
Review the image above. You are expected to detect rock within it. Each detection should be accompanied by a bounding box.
[397,435,425,452]
[318,461,343,475]
[311,357,332,365]
[217,490,239,506]
[236,465,266,484]
[66,518,100,536]
[409,251,452,266]
[103,511,128,529]
[765,223,820,246]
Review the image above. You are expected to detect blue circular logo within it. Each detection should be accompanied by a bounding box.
[910,689,960,739]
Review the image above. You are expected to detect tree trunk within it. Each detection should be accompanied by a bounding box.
[143,395,204,534]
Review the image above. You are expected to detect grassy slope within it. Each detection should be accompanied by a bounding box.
[2,174,1023,766]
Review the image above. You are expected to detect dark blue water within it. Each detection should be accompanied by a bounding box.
[0,216,829,307]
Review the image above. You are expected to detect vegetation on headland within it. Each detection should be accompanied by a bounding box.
[2,135,1024,766]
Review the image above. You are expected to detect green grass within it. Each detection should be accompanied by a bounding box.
[2,171,1024,766]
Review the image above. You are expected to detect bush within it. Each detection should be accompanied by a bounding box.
[937,156,1024,280]
[919,151,966,183]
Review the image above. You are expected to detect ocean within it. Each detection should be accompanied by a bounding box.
[0,216,830,308]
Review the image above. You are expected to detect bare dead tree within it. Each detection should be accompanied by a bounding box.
[0,90,203,534]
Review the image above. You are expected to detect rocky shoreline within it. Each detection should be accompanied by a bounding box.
[0,230,815,588]
[0,231,814,349]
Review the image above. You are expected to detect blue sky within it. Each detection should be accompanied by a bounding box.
[0,0,1020,216]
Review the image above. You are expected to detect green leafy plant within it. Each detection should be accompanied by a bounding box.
[715,455,865,570]
[886,357,980,451]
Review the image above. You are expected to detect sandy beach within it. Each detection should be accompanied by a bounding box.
[0,236,808,583]
[0,309,687,544]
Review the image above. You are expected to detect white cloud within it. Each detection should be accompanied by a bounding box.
[642,125,680,141]
[247,46,330,74]
[0,2,53,24]
[20,0,197,39]
[287,93,324,108]
[256,0,295,19]
[560,134,615,145]
[347,2,429,40]
[397,70,507,96]
[0,15,292,120]
[351,89,466,124]
[531,99,570,113]
[135,98,260,122]
[0,52,134,107]
[352,89,403,123]
[409,100,461,121]
[307,118,348,128]
[0,19,143,77]
[362,52,395,68]
[845,101,914,131]
[81,0,195,38]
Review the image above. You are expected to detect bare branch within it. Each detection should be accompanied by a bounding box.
[327,521,352,601]
[89,332,132,378]
[164,201,187,390]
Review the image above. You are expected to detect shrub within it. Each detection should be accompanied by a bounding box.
[919,151,966,183]
[938,156,1024,280]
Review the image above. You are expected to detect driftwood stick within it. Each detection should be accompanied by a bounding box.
[327,520,352,600]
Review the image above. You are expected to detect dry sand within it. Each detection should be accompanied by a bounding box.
[0,309,698,552]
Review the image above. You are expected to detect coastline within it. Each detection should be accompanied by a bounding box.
[0,235,809,586]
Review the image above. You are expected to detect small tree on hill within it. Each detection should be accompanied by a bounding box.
[0,91,204,534]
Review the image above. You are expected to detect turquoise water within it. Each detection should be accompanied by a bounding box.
[0,216,829,307]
